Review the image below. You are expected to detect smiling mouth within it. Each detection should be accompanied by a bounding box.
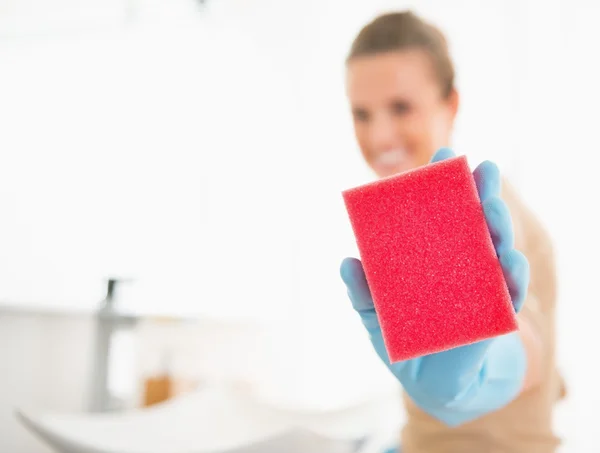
[372,149,412,174]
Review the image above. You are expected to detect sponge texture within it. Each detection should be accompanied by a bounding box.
[342,156,517,362]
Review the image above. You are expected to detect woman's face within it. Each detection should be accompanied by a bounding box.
[346,49,458,178]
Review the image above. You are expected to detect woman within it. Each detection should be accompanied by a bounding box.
[339,11,565,453]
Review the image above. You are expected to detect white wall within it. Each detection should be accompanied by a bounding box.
[0,0,585,315]
[0,0,542,314]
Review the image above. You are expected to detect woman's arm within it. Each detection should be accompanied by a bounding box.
[518,313,543,393]
[341,148,537,427]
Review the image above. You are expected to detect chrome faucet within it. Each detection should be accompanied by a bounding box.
[88,278,138,412]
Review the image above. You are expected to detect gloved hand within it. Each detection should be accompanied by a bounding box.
[340,148,530,427]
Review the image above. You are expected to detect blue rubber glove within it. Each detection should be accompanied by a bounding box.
[340,148,530,427]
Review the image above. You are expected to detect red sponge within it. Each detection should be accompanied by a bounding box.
[343,156,517,362]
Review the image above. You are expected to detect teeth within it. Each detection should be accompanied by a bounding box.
[374,149,408,167]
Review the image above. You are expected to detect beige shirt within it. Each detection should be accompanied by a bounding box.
[400,182,565,453]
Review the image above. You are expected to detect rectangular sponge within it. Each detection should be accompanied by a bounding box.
[343,156,517,362]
